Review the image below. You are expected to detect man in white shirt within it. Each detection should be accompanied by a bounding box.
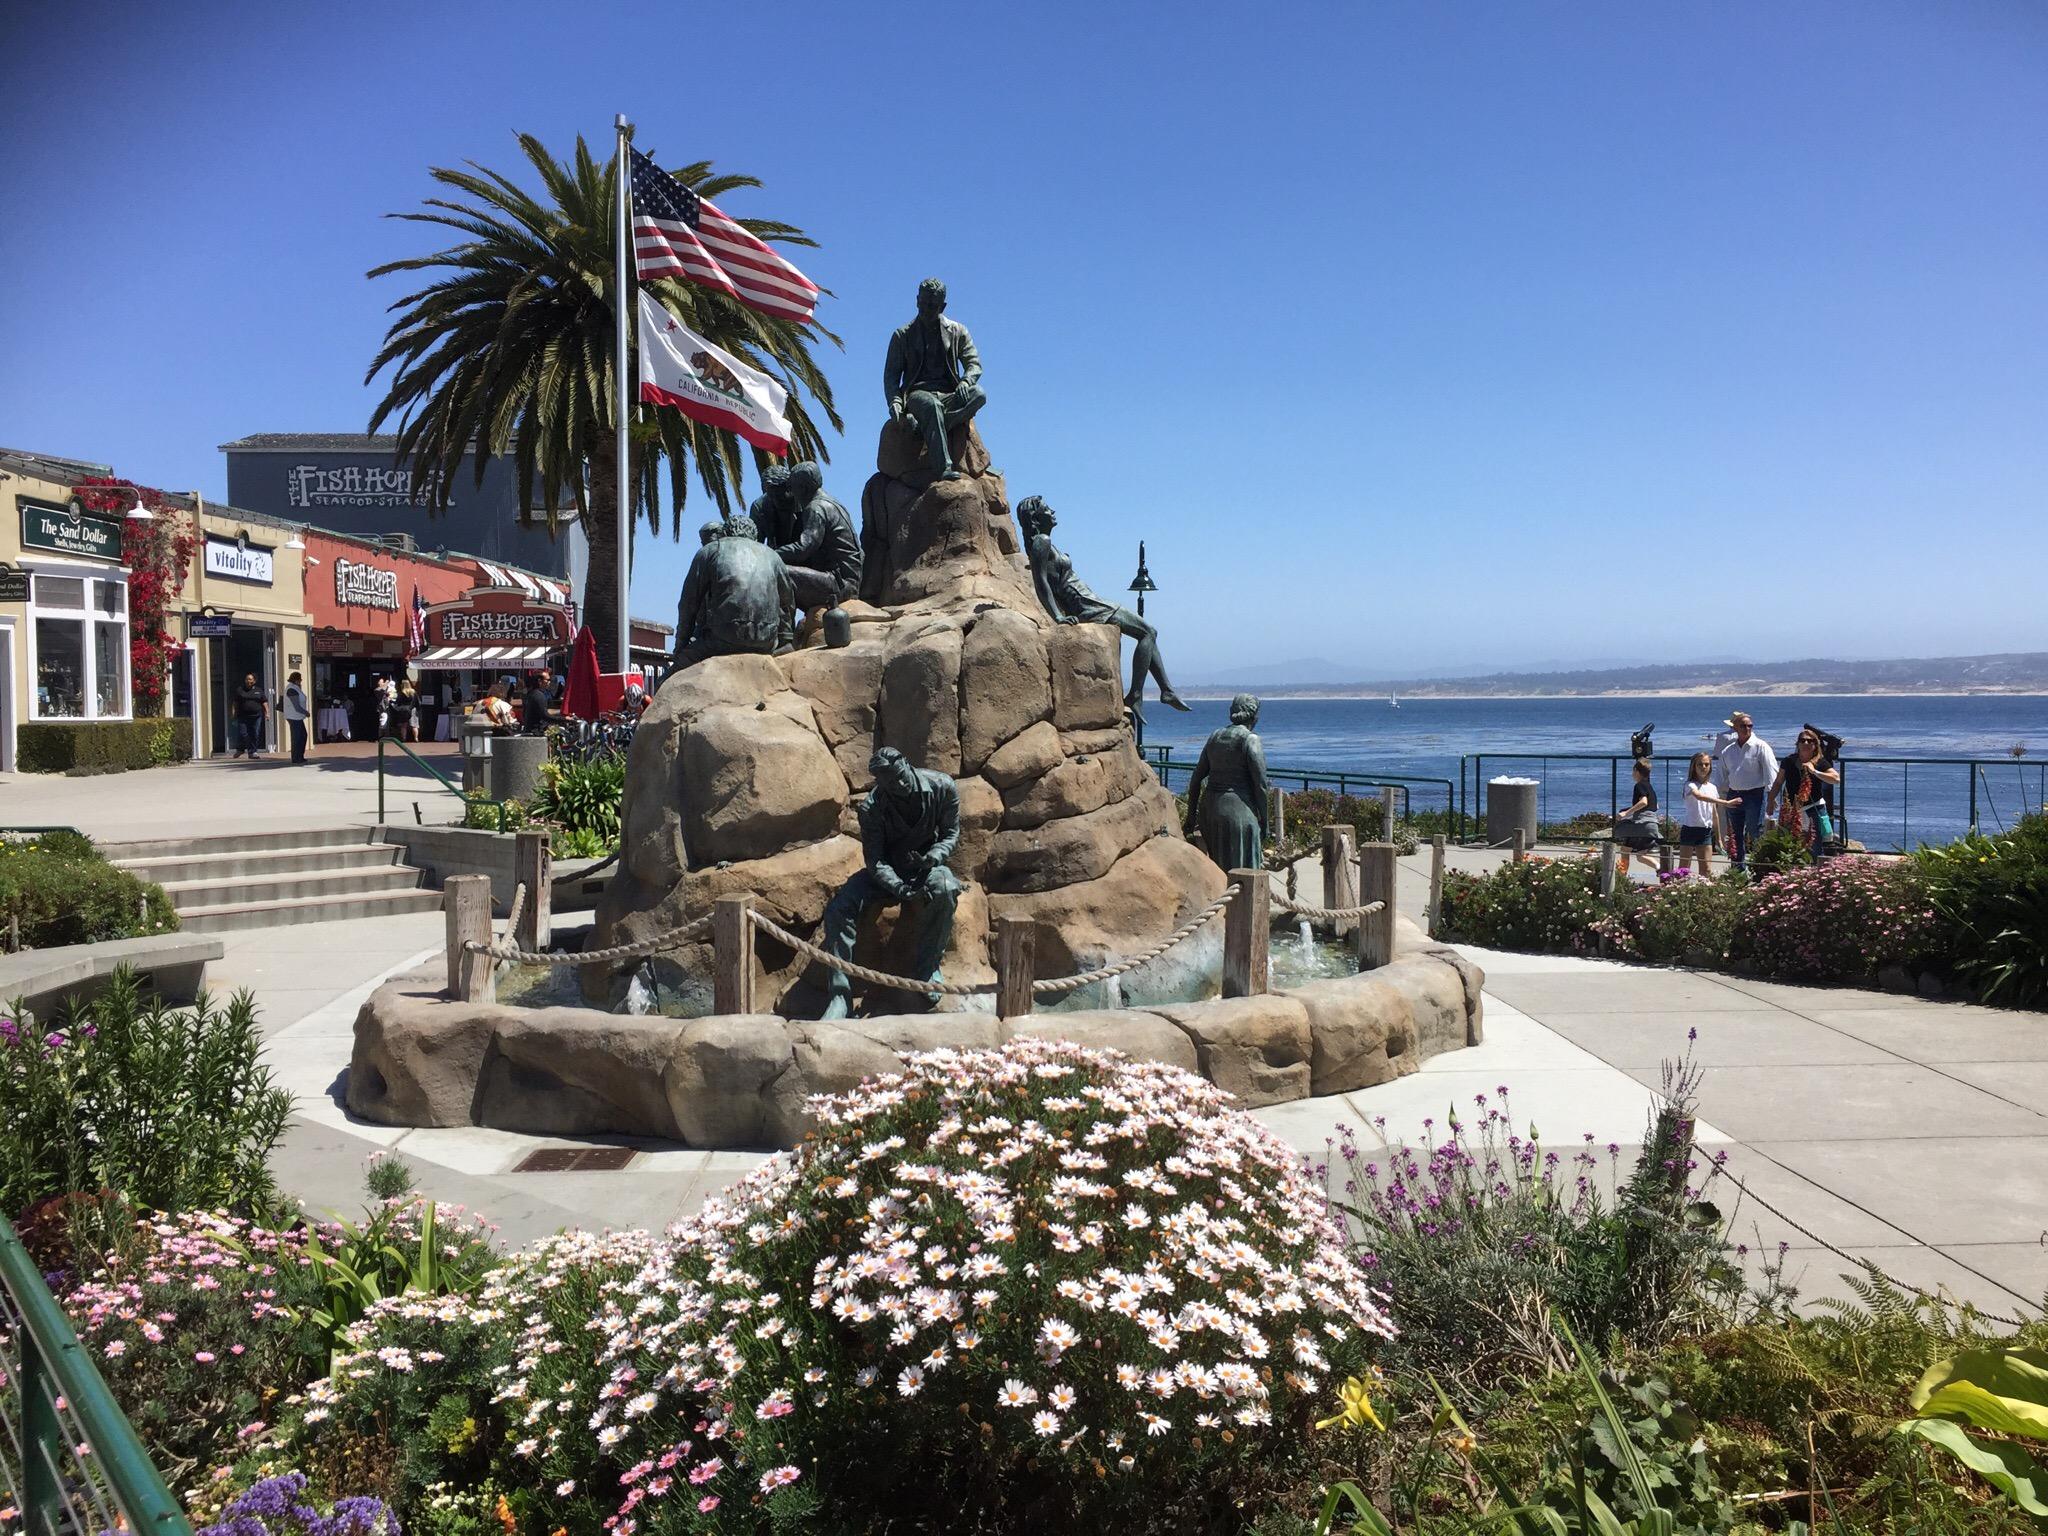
[1711,710,1779,870]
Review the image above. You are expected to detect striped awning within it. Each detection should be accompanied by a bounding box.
[412,644,553,671]
[472,560,571,606]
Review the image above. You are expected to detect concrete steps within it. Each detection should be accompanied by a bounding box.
[104,827,437,934]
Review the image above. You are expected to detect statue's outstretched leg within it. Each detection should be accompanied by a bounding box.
[1114,609,1190,712]
[906,391,954,480]
[818,870,877,1020]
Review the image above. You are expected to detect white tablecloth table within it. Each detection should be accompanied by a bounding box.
[435,713,455,742]
[317,706,352,742]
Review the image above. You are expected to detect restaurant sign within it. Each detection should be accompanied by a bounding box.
[424,587,573,649]
[334,555,400,611]
[20,497,120,561]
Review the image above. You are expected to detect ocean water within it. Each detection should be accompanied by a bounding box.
[1142,694,2048,849]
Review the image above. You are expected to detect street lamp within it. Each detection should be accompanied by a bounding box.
[1127,541,1156,617]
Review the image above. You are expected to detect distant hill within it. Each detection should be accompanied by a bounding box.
[1184,652,2048,698]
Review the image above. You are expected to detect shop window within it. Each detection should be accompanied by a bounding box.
[30,570,130,722]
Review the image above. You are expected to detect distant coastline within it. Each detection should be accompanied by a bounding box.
[1181,687,2048,701]
[1183,651,2048,701]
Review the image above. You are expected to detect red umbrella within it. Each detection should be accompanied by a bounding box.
[563,624,602,721]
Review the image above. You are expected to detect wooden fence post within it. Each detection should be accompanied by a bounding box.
[1598,841,1619,897]
[1658,842,1676,875]
[1270,787,1287,847]
[514,829,551,952]
[1322,824,1359,936]
[1356,843,1398,971]
[1427,834,1446,937]
[443,874,494,1002]
[1511,827,1528,863]
[996,916,1036,1018]
[1380,785,1399,843]
[1223,868,1269,997]
[713,894,756,1015]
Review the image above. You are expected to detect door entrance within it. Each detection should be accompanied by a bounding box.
[210,626,277,754]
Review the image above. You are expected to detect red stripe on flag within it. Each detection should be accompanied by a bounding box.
[639,381,790,456]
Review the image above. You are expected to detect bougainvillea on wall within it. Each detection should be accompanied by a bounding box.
[74,476,201,719]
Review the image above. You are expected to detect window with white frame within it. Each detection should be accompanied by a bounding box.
[28,567,130,721]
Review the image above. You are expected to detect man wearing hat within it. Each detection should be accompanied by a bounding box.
[1711,711,1779,870]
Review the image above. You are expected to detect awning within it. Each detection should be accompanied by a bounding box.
[472,560,570,606]
[412,644,553,671]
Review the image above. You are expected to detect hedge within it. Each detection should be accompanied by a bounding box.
[16,717,191,774]
[0,835,179,946]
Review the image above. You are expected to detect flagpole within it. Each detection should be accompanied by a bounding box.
[612,112,634,676]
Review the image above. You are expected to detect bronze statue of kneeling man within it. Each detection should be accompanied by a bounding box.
[819,747,961,1020]
[671,515,795,669]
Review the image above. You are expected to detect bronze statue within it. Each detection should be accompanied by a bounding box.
[747,463,796,549]
[883,278,985,480]
[1017,496,1189,718]
[672,515,795,668]
[1183,693,1270,873]
[819,747,962,1019]
[773,461,863,612]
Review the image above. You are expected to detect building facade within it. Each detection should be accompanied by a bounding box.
[220,434,586,588]
[165,497,312,757]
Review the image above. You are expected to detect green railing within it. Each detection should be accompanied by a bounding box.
[0,1215,191,1536]
[375,736,508,832]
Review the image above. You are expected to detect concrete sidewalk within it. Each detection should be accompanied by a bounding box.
[225,907,2048,1320]
[1,741,466,841]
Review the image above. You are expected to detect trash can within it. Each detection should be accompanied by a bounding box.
[459,720,496,797]
[492,734,550,804]
[1487,776,1539,850]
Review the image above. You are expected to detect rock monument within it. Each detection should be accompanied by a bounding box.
[592,311,1224,1017]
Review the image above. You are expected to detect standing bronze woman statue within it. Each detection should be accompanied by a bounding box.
[1183,693,1271,872]
[1017,496,1189,719]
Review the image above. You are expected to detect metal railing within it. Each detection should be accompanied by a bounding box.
[1142,748,1459,833]
[0,1215,192,1536]
[375,735,508,832]
[1459,752,2046,852]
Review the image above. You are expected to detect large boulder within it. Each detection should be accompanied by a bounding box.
[981,719,1064,790]
[1049,622,1125,729]
[762,1022,907,1145]
[1147,995,1311,1108]
[985,781,1177,892]
[1293,974,1420,1096]
[680,703,847,865]
[477,1012,687,1137]
[877,617,963,774]
[876,417,993,489]
[663,1014,794,1147]
[1000,735,1148,829]
[782,641,885,786]
[346,973,494,1126]
[958,607,1052,771]
[1001,1009,1200,1074]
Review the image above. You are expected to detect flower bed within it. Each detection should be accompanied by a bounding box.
[1439,814,2048,1005]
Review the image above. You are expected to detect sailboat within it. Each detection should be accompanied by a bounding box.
[1389,693,1400,709]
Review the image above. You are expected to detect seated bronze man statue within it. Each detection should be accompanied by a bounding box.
[772,461,863,612]
[883,277,985,480]
[671,515,795,669]
[747,463,796,549]
[1017,496,1189,718]
[819,747,962,1020]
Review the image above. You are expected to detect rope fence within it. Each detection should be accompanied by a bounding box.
[1271,890,1387,923]
[1033,885,1237,996]
[746,910,994,997]
[465,911,713,967]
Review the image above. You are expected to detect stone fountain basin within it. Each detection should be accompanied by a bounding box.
[346,916,1483,1151]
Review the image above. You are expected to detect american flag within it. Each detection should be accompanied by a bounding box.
[629,147,819,325]
[406,585,426,655]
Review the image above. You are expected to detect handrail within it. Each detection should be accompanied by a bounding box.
[0,1214,192,1536]
[375,735,508,832]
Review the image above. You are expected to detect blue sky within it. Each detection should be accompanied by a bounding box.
[3,1,2043,680]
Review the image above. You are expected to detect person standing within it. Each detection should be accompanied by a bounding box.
[1712,710,1778,870]
[1770,726,1841,853]
[522,668,557,734]
[1678,751,1734,879]
[388,678,418,742]
[233,672,270,759]
[1611,757,1661,880]
[280,671,312,765]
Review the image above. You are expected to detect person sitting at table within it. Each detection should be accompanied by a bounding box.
[475,680,516,733]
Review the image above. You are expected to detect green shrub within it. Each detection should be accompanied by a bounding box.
[1437,855,1605,952]
[1914,811,2048,1007]
[0,842,177,947]
[1746,825,1813,878]
[530,753,623,847]
[0,969,292,1225]
[1591,875,1751,966]
[17,717,192,773]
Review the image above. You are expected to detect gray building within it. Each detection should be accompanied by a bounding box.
[219,433,585,589]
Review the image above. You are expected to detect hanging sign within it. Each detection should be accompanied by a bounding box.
[424,586,573,649]
[20,497,120,560]
[205,534,275,585]
[334,555,400,611]
[189,613,235,639]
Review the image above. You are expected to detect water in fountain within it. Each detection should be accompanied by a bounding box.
[1297,917,1315,960]
[622,966,655,1016]
[1104,973,1123,1009]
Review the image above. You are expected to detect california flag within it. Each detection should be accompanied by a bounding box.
[636,291,792,456]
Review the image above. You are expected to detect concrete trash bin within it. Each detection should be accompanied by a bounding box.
[1487,776,1539,849]
[492,734,550,804]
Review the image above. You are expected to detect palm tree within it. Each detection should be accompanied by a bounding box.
[366,133,841,667]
